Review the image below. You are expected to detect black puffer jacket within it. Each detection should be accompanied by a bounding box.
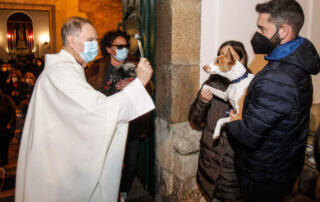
[227,37,320,183]
[189,75,241,200]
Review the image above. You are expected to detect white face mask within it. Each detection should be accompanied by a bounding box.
[75,38,98,63]
[114,48,129,62]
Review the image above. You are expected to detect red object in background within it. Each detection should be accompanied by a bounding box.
[7,34,13,51]
[28,35,34,51]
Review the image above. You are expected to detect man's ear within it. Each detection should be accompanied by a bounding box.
[279,24,290,40]
[66,35,75,48]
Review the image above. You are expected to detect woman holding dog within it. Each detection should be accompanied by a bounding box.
[189,40,248,202]
[85,30,153,202]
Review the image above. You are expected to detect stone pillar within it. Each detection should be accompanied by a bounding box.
[155,0,203,201]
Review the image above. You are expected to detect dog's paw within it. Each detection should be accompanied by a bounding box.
[212,131,220,140]
[202,84,211,90]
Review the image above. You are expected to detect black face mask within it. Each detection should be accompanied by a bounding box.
[250,31,281,54]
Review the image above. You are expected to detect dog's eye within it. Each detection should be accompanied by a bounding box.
[216,59,220,64]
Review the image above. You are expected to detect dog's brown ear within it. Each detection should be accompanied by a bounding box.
[219,49,224,56]
[226,48,235,63]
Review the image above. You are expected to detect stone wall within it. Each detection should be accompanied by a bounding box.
[155,0,203,201]
[79,0,122,57]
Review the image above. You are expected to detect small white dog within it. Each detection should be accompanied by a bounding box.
[202,48,254,139]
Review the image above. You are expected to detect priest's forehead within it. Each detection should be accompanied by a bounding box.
[78,23,97,41]
[61,17,96,45]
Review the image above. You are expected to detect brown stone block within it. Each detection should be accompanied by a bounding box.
[171,0,200,65]
[156,65,172,121]
[79,2,91,12]
[171,65,199,123]
[156,0,200,66]
[156,64,200,123]
[156,0,173,65]
[79,0,122,40]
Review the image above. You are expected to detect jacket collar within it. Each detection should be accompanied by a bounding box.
[265,37,305,61]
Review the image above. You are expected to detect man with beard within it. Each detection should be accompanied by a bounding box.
[226,0,320,201]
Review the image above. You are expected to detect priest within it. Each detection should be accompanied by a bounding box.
[15,16,155,202]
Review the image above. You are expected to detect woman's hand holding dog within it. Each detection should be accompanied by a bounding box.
[116,79,131,90]
[200,89,213,103]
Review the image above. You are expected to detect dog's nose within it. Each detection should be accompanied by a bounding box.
[203,65,209,72]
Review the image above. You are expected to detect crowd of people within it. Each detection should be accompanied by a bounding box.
[0,57,44,166]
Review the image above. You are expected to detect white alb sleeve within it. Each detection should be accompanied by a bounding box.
[118,78,155,123]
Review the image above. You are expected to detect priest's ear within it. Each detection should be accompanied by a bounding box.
[66,35,75,48]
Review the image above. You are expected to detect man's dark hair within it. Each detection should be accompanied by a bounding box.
[256,0,304,37]
[100,30,130,56]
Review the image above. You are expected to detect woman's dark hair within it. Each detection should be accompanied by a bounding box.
[218,40,248,67]
[100,30,130,56]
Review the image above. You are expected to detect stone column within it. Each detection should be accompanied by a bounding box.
[155,0,204,201]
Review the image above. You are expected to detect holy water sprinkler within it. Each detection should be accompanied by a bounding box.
[134,34,144,58]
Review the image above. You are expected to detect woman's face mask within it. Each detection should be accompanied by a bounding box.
[114,47,129,62]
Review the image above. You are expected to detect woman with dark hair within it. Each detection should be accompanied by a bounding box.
[189,40,248,202]
[217,40,248,69]
[99,30,131,57]
[85,30,153,202]
[86,30,135,95]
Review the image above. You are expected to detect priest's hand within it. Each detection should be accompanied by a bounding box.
[136,58,153,86]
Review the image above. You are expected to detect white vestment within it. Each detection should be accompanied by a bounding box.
[15,50,155,202]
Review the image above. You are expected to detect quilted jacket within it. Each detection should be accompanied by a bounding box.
[227,37,320,183]
[189,75,241,200]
